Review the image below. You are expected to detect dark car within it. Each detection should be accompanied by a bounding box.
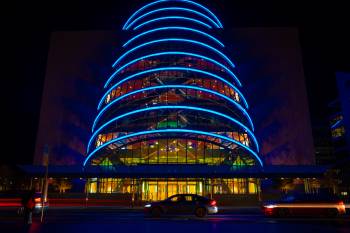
[144,194,218,217]
[262,193,346,217]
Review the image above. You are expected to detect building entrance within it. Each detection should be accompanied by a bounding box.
[141,179,203,201]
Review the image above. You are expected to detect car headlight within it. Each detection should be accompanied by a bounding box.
[265,204,277,209]
[145,204,152,208]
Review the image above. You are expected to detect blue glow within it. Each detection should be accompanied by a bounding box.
[98,67,248,110]
[105,51,241,88]
[122,0,223,30]
[331,119,343,129]
[113,38,235,69]
[125,7,220,30]
[183,0,223,28]
[93,85,254,132]
[133,16,212,30]
[84,129,262,167]
[87,105,259,154]
[123,26,224,48]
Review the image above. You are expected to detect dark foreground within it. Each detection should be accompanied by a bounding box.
[0,207,349,233]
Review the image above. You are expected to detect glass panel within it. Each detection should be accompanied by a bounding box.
[197,141,204,163]
[167,139,178,163]
[132,142,141,164]
[168,182,178,197]
[140,141,147,164]
[204,143,213,164]
[148,140,158,164]
[187,182,197,194]
[148,182,158,201]
[158,182,167,200]
[248,178,257,194]
[158,139,167,163]
[187,140,196,164]
[177,139,187,163]
[89,179,97,193]
[233,178,247,194]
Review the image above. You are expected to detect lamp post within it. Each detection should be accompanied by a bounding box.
[41,144,49,222]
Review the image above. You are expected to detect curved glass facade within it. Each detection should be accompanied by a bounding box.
[84,0,262,168]
[102,71,242,107]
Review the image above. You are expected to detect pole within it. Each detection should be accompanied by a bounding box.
[257,179,262,202]
[131,179,135,208]
[29,177,33,190]
[41,164,48,222]
[85,178,89,208]
[41,144,49,222]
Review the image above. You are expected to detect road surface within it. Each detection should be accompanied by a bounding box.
[0,207,349,233]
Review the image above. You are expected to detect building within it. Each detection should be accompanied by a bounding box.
[83,0,263,200]
[328,72,350,195]
[28,0,322,203]
[314,118,334,165]
[329,72,350,158]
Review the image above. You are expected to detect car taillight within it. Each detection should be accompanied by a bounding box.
[34,197,41,203]
[210,200,216,206]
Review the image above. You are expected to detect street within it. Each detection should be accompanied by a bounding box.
[0,207,349,233]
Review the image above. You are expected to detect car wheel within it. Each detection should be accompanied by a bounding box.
[277,208,289,217]
[195,207,206,218]
[151,207,162,217]
[327,208,338,217]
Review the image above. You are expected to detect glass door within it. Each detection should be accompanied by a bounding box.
[167,182,178,197]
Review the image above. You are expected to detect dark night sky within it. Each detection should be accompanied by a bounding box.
[2,0,349,164]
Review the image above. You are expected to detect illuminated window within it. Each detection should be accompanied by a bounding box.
[332,126,345,138]
[248,178,257,194]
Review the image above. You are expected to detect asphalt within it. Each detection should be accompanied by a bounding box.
[0,207,349,233]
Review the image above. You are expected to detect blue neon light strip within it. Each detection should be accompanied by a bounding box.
[98,67,248,110]
[183,0,223,28]
[133,16,212,30]
[125,7,220,30]
[105,51,241,88]
[123,0,223,30]
[87,105,259,154]
[84,129,262,167]
[113,38,235,68]
[93,85,254,132]
[331,119,343,129]
[123,26,224,48]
